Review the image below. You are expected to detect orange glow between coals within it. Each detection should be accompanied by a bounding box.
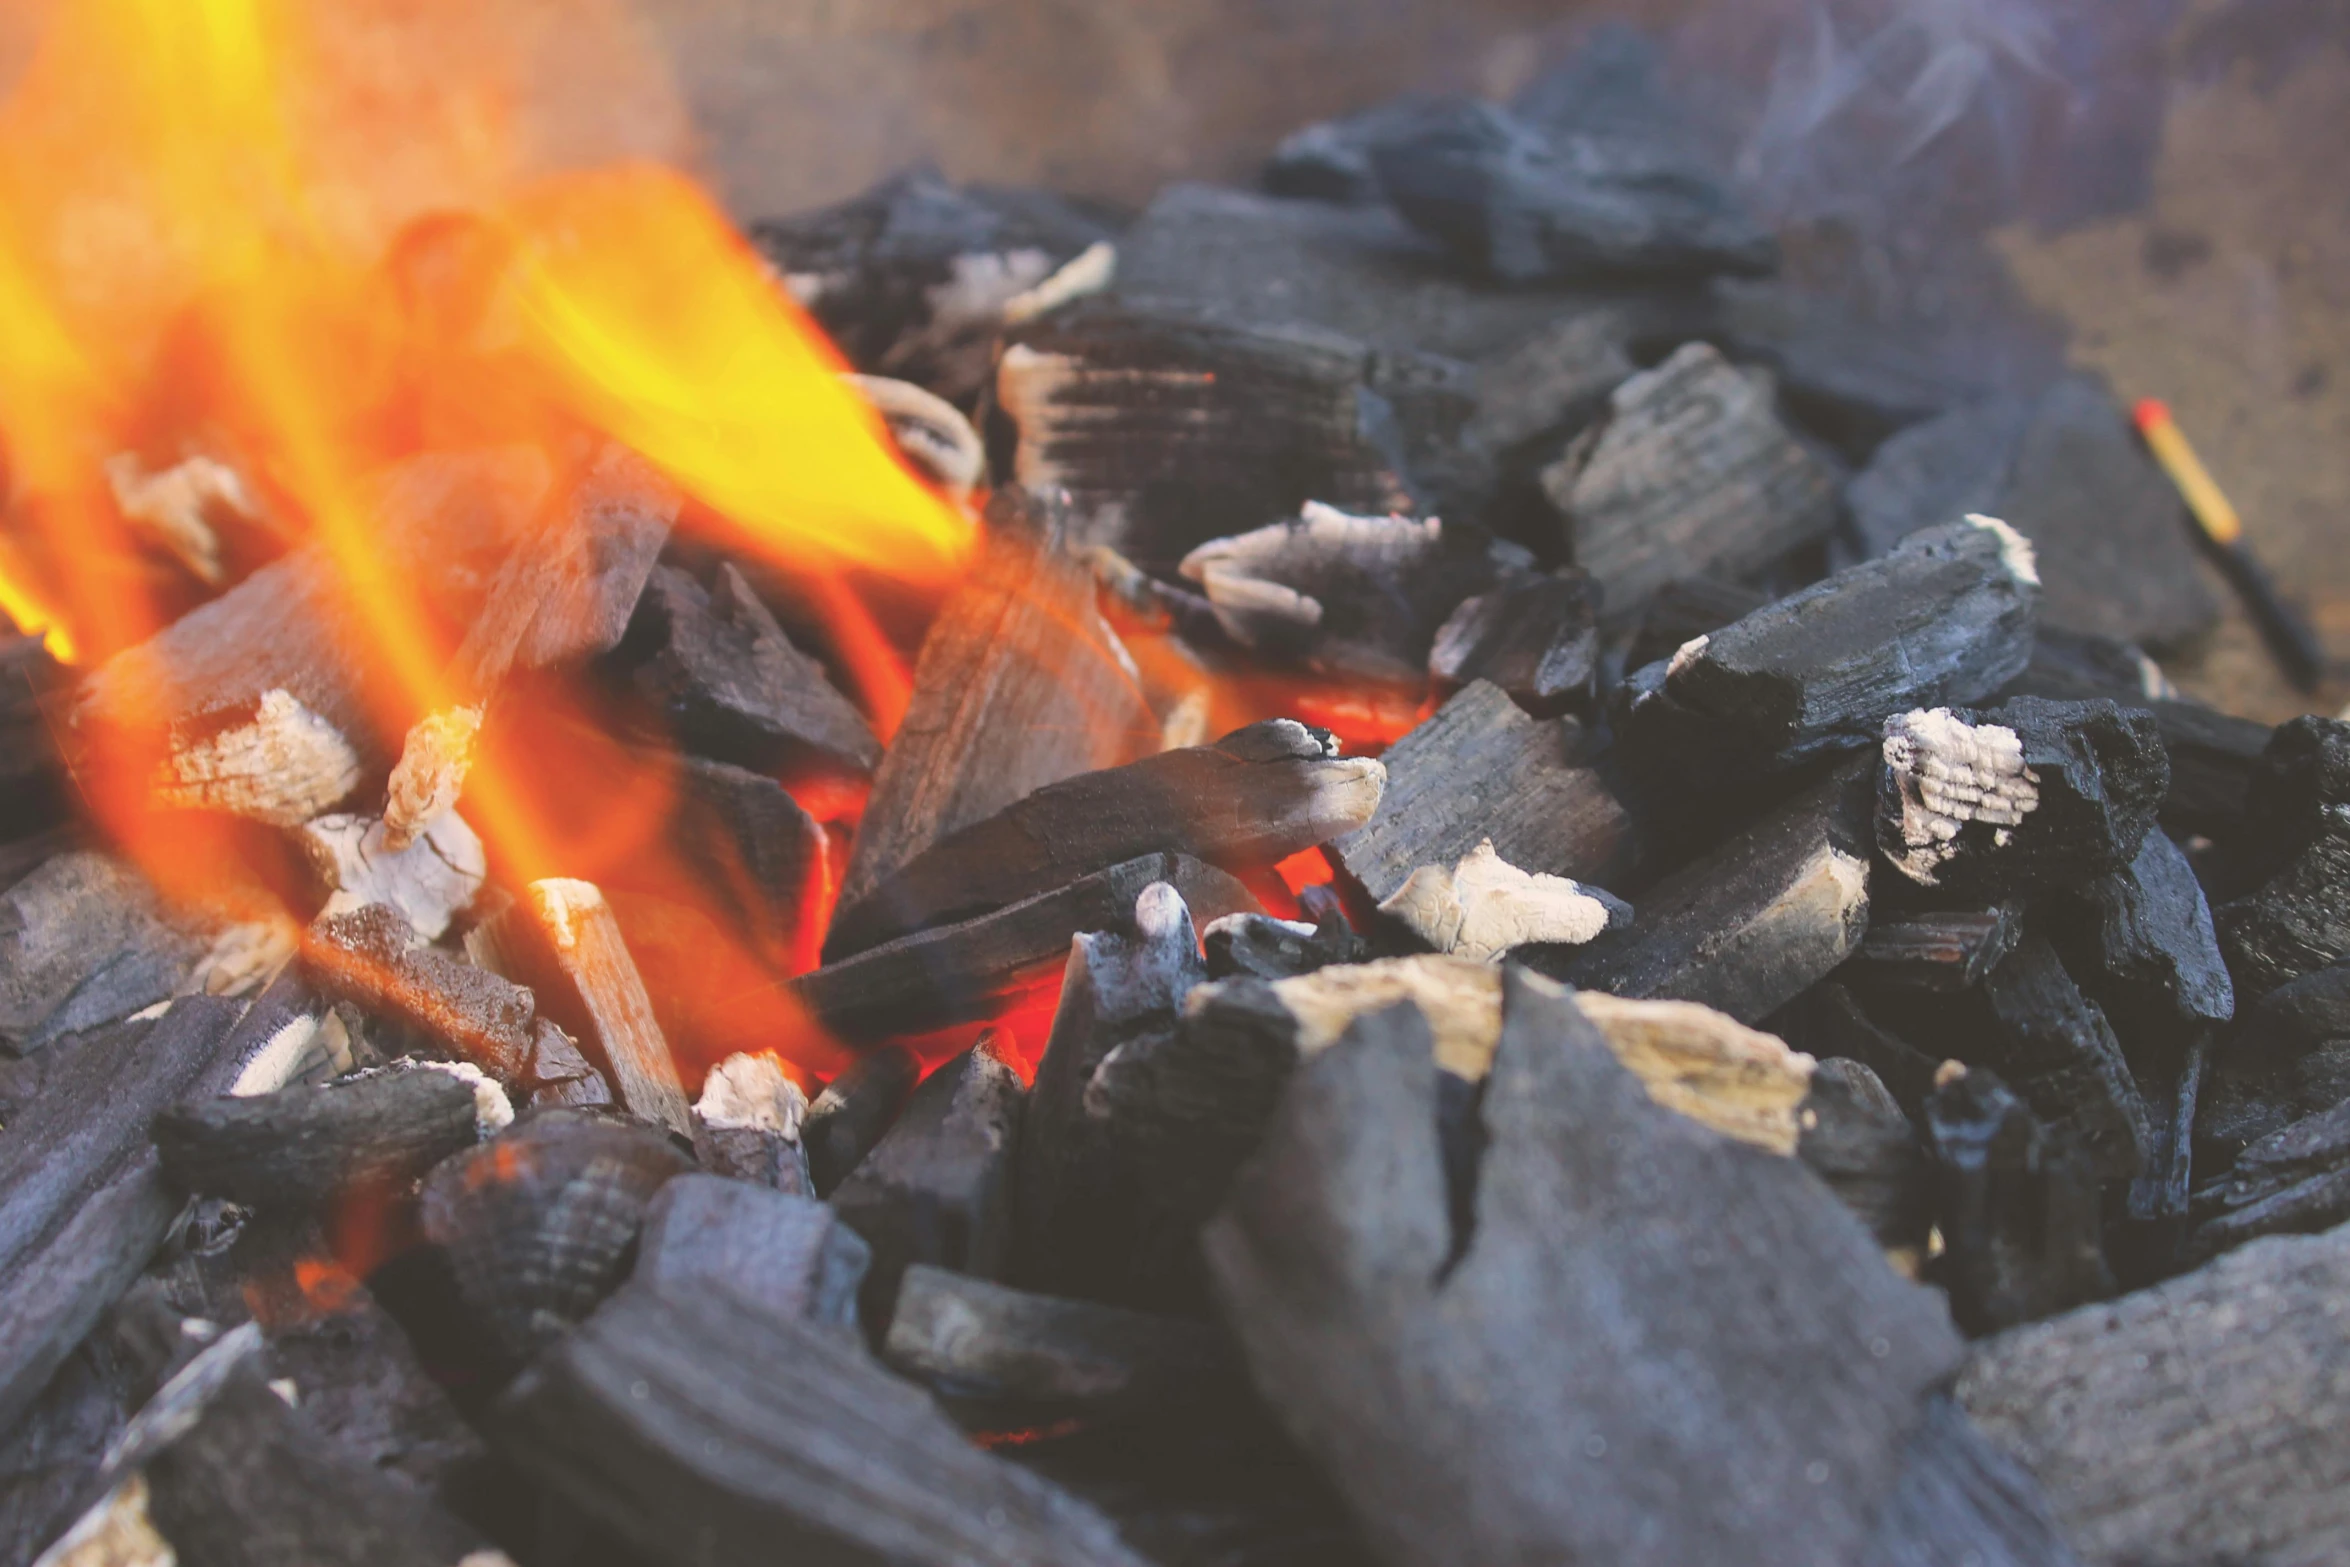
[0,0,972,1072]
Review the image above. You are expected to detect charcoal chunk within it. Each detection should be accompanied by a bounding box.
[1202,969,1963,1567]
[2186,1096,2350,1261]
[1426,570,1601,715]
[2215,804,2350,997]
[1850,905,2025,991]
[1800,1058,1932,1264]
[0,852,208,1054]
[802,1043,922,1197]
[1202,911,1368,982]
[153,1064,483,1211]
[1922,1066,2115,1335]
[2050,828,2233,1026]
[635,1173,869,1335]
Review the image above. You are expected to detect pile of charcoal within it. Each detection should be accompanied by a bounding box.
[7,27,2348,1567]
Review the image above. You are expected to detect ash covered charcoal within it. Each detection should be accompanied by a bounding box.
[1375,837,1632,963]
[2185,1095,2350,1261]
[1613,515,2040,791]
[418,1107,692,1365]
[883,1265,1244,1429]
[152,1060,497,1212]
[795,852,1257,1042]
[839,499,1159,918]
[294,810,485,941]
[0,850,213,1055]
[490,1272,1149,1567]
[1329,679,1642,908]
[1426,568,1602,716]
[1542,341,1843,614]
[1548,769,1874,1025]
[634,1173,869,1337]
[1176,505,1534,684]
[802,1043,923,1197]
[620,561,882,778]
[1958,1224,2350,1566]
[830,1032,1026,1326]
[750,166,1112,402]
[994,302,1408,572]
[1202,969,1972,1567]
[1920,1065,2116,1335]
[1876,698,2168,901]
[824,718,1383,960]
[1843,376,2218,647]
[691,1051,811,1193]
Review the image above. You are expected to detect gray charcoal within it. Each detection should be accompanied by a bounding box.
[1846,398,2027,561]
[1202,968,1964,1567]
[829,1034,1026,1326]
[636,1173,869,1336]
[1463,310,1636,459]
[1202,911,1368,982]
[1866,1395,2086,1567]
[0,852,208,1054]
[803,1044,923,1197]
[305,902,538,1083]
[1426,570,1602,716]
[1958,1224,2350,1566]
[1710,281,1987,458]
[153,1063,482,1210]
[1542,341,1842,613]
[2194,1037,2350,1176]
[2249,958,2350,1047]
[658,756,829,968]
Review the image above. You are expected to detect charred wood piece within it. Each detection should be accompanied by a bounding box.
[1357,96,1775,283]
[830,1034,1025,1328]
[996,303,1406,572]
[0,996,264,1432]
[623,562,880,778]
[660,757,827,969]
[1921,1066,2116,1336]
[1329,679,1640,908]
[635,1174,868,1337]
[1376,837,1631,963]
[2235,714,2350,879]
[794,852,1257,1042]
[295,810,485,941]
[1957,1223,2350,1566]
[1851,905,2025,991]
[883,1265,1242,1427]
[691,1052,811,1194]
[840,505,1157,915]
[1202,969,1962,1567]
[1614,516,2040,789]
[1202,910,1368,982]
[2050,829,2233,1027]
[750,167,1112,403]
[491,1277,1148,1567]
[2186,1095,2350,1262]
[1549,770,1873,1024]
[1877,698,2168,899]
[0,851,210,1055]
[501,880,691,1138]
[1542,342,1841,613]
[802,1043,923,1197]
[1799,1058,1933,1269]
[1426,569,1602,716]
[305,903,537,1083]
[153,1062,490,1211]
[419,1108,692,1365]
[2215,804,2350,999]
[1176,506,1532,684]
[826,719,1382,959]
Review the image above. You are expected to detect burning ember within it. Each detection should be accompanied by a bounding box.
[3,8,2348,1567]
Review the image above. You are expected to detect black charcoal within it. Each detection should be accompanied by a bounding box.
[2215,805,2350,998]
[1202,910,1368,982]
[2186,1096,2350,1261]
[1850,905,2025,990]
[1426,569,1601,715]
[635,1173,868,1335]
[691,1052,811,1194]
[803,1043,923,1197]
[1799,1058,1932,1265]
[2051,828,2234,1025]
[153,1063,486,1210]
[0,851,208,1055]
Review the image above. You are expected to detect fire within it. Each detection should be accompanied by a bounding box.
[0,0,974,1070]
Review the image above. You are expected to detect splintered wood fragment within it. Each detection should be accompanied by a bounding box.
[826,719,1383,959]
[420,1109,693,1365]
[1958,1225,2350,1566]
[0,851,210,1054]
[692,1053,811,1194]
[29,1474,172,1567]
[1201,969,1963,1567]
[509,880,690,1139]
[295,810,485,940]
[802,1043,923,1196]
[1377,837,1629,962]
[304,904,537,1082]
[792,852,1258,1041]
[1329,680,1641,908]
[830,1034,1026,1324]
[626,563,881,777]
[0,996,258,1431]
[1851,905,2025,991]
[883,1265,1241,1427]
[1542,342,1842,613]
[76,448,555,825]
[152,1063,485,1211]
[490,1279,1150,1567]
[839,505,1157,918]
[383,447,678,848]
[1427,570,1601,717]
[634,1174,869,1336]
[1552,770,1873,1024]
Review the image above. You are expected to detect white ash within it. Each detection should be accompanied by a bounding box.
[695,1051,808,1139]
[924,247,1057,330]
[159,688,362,828]
[1178,505,1442,647]
[844,374,985,501]
[1378,839,1627,963]
[299,809,485,941]
[381,704,482,851]
[1965,513,2038,587]
[1001,239,1116,325]
[106,451,255,587]
[416,1059,515,1137]
[229,1010,343,1095]
[180,918,298,1000]
[1882,708,2041,885]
